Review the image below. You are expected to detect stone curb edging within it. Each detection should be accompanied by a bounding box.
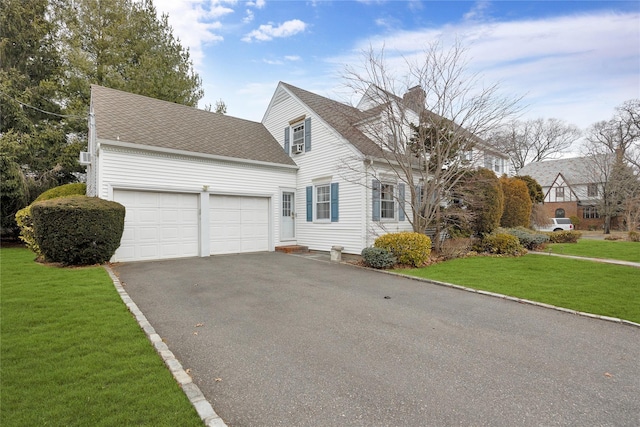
[299,254,640,329]
[387,271,640,329]
[104,266,228,427]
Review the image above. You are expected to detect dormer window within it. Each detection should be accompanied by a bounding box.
[284,117,311,155]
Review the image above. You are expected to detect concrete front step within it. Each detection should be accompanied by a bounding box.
[275,245,309,254]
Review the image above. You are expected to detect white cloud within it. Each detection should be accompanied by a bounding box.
[333,11,639,129]
[153,0,235,66]
[284,55,301,61]
[242,19,307,42]
[247,0,266,8]
[243,9,255,23]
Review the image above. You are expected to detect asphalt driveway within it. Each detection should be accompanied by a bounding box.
[113,252,640,427]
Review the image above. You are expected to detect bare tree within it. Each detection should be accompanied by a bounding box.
[490,118,582,172]
[340,40,522,248]
[583,99,640,233]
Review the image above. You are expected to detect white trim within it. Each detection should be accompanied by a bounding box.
[97,138,299,170]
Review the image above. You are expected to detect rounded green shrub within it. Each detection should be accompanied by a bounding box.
[374,232,432,267]
[15,183,87,256]
[31,196,125,265]
[361,247,396,269]
[501,227,549,250]
[34,183,86,202]
[476,232,525,256]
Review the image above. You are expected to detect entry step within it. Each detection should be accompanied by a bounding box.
[275,245,309,254]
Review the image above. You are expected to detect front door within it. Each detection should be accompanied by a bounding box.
[281,191,295,240]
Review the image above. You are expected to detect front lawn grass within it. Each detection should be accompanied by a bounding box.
[545,239,640,263]
[0,247,201,427]
[395,254,640,324]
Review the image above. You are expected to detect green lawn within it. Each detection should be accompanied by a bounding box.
[395,254,640,324]
[545,239,640,263]
[0,247,202,427]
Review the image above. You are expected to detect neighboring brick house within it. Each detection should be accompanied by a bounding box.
[518,156,617,230]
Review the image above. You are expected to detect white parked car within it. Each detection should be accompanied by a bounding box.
[536,218,574,232]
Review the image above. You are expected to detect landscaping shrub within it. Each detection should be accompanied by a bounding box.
[547,230,582,243]
[569,215,580,229]
[15,183,87,256]
[34,183,87,202]
[361,247,396,269]
[438,237,474,260]
[604,235,622,241]
[500,176,532,228]
[374,232,432,267]
[31,196,125,265]
[475,232,525,256]
[629,231,640,242]
[501,227,549,250]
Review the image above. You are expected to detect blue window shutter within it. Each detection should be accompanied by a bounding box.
[284,127,290,156]
[372,179,381,221]
[306,186,313,222]
[331,182,339,222]
[398,183,405,221]
[304,117,311,152]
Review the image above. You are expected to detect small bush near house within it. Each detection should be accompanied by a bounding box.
[438,237,475,260]
[547,230,582,243]
[629,231,640,242]
[604,235,622,241]
[374,232,432,267]
[361,247,396,269]
[15,183,87,256]
[31,196,125,265]
[570,215,580,229]
[474,232,525,256]
[500,227,549,250]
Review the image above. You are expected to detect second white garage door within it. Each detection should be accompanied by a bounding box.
[210,195,270,255]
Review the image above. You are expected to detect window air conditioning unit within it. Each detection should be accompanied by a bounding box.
[292,143,304,154]
[79,151,92,165]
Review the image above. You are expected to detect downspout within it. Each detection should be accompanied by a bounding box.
[87,111,97,197]
[364,157,372,248]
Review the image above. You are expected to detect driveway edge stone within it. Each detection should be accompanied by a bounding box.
[295,254,640,329]
[104,266,228,427]
[374,268,640,329]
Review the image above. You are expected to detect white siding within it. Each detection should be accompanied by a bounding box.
[262,86,414,254]
[98,146,296,256]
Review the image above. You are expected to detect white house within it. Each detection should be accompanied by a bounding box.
[87,82,507,262]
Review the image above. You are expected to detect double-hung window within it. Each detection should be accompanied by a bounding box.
[315,184,331,220]
[380,184,395,219]
[284,117,311,155]
[372,179,405,222]
[306,182,339,222]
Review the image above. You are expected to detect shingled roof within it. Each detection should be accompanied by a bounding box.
[518,156,605,187]
[91,85,296,166]
[280,83,386,159]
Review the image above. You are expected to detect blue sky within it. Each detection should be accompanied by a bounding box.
[153,0,639,132]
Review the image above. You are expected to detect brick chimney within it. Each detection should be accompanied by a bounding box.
[402,86,426,112]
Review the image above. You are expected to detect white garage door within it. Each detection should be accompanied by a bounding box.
[210,195,269,255]
[113,190,199,262]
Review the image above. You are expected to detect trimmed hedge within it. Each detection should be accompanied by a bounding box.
[629,231,640,242]
[547,230,582,243]
[15,183,87,255]
[361,247,396,269]
[374,232,432,267]
[31,196,125,265]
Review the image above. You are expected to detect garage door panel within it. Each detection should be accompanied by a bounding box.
[113,190,199,262]
[210,195,269,255]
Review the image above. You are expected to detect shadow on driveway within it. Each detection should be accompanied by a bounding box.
[113,252,640,427]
